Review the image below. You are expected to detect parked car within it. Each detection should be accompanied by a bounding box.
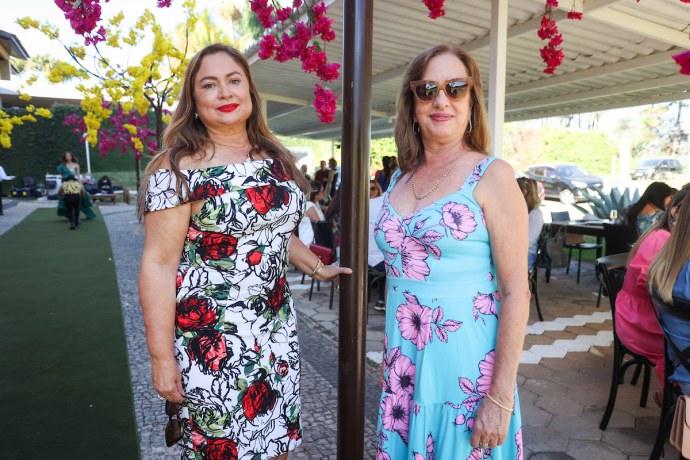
[631,157,683,180]
[524,163,603,204]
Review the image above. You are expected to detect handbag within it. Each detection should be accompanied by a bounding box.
[535,225,568,269]
[670,394,690,457]
[309,243,335,265]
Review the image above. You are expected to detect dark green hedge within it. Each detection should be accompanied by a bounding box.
[0,104,146,190]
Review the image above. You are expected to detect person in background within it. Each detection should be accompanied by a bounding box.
[517,177,544,268]
[627,181,676,235]
[616,186,690,399]
[58,173,86,230]
[648,184,690,396]
[314,160,329,189]
[375,44,529,459]
[368,179,386,311]
[0,165,16,216]
[326,157,340,200]
[57,156,96,222]
[300,164,311,181]
[375,156,394,192]
[297,181,326,246]
[137,43,350,459]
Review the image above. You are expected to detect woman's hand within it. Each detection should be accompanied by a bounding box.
[470,396,512,449]
[152,356,185,403]
[314,262,352,286]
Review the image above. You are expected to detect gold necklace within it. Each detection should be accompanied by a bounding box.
[210,140,253,158]
[411,155,463,200]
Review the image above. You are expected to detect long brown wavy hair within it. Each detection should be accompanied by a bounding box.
[648,183,690,302]
[137,43,308,220]
[394,44,490,174]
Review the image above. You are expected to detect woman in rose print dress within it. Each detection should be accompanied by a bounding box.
[137,44,350,460]
[374,44,530,459]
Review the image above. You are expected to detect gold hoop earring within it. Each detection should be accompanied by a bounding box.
[413,121,420,135]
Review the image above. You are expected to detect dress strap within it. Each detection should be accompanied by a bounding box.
[385,167,403,194]
[464,156,496,191]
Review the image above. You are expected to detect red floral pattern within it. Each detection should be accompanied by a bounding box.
[145,159,305,458]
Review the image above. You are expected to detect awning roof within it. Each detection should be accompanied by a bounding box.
[247,0,690,140]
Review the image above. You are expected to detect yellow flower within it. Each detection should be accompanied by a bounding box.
[123,124,138,135]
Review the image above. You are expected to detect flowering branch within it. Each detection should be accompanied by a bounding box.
[252,0,340,124]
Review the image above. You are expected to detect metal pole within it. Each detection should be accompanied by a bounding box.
[338,0,373,459]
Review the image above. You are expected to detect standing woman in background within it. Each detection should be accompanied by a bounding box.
[375,44,529,459]
[137,43,350,459]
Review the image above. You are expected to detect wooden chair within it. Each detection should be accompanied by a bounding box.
[598,253,654,430]
[649,289,690,460]
[551,211,602,283]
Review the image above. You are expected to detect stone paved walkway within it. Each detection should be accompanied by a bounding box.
[0,199,678,459]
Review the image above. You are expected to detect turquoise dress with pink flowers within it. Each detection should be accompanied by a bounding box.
[374,157,522,460]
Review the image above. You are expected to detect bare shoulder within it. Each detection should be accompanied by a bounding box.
[475,158,519,206]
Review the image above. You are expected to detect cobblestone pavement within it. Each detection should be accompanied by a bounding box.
[0,200,678,459]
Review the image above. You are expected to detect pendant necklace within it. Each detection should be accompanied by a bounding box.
[411,154,463,200]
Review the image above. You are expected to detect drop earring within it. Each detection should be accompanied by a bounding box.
[467,116,473,133]
[413,120,420,135]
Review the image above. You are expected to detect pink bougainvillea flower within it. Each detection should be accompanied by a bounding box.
[440,202,477,240]
[567,11,583,20]
[422,0,445,19]
[397,292,433,350]
[672,50,690,75]
[313,84,337,124]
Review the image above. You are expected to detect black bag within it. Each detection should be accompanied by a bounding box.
[535,224,568,269]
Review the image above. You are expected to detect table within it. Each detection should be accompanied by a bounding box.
[552,220,608,258]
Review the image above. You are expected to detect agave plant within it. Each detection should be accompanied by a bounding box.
[573,186,640,223]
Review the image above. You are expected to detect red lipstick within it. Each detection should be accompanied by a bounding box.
[218,104,239,113]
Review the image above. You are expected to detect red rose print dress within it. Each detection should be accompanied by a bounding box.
[145,158,305,459]
[374,157,523,460]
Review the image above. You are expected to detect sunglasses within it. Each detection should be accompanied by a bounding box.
[409,78,472,102]
[165,401,183,447]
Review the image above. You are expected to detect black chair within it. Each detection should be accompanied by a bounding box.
[529,224,552,322]
[598,253,654,430]
[308,221,337,310]
[596,223,639,306]
[649,289,690,460]
[551,211,603,283]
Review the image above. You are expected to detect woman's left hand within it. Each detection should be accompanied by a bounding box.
[314,262,352,286]
[470,396,512,450]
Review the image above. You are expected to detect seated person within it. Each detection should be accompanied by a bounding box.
[517,177,544,268]
[627,182,676,235]
[297,181,326,246]
[369,179,386,311]
[648,183,690,395]
[616,187,690,391]
[97,175,113,194]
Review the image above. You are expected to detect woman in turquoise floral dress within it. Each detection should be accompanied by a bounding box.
[374,44,530,459]
[137,44,350,460]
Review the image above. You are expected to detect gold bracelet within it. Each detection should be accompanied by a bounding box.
[309,259,324,278]
[485,393,513,413]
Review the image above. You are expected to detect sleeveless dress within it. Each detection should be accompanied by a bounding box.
[145,158,305,460]
[374,157,523,460]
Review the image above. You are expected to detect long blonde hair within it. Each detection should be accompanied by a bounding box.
[137,43,308,219]
[648,184,690,303]
[394,44,490,174]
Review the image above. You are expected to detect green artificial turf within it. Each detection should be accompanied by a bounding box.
[0,208,139,458]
